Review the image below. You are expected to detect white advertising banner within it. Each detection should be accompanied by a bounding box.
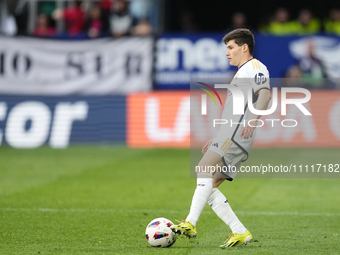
[0,36,153,95]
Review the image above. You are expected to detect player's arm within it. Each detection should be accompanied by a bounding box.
[240,89,271,139]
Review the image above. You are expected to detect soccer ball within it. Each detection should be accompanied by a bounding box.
[145,217,176,248]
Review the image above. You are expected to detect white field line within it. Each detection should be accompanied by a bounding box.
[0,207,339,217]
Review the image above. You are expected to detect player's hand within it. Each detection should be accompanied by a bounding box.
[240,124,256,139]
[202,138,213,154]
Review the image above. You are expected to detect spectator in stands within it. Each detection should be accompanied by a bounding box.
[33,13,56,37]
[179,11,199,33]
[129,0,151,21]
[266,8,294,35]
[110,0,137,37]
[226,12,254,32]
[99,0,114,32]
[283,65,303,87]
[228,12,246,30]
[124,0,153,35]
[283,39,331,89]
[0,15,17,36]
[258,15,272,34]
[0,1,17,36]
[14,0,28,35]
[85,4,103,38]
[290,9,321,35]
[100,0,115,10]
[129,0,158,33]
[324,8,340,35]
[298,40,327,89]
[131,19,152,35]
[52,0,85,35]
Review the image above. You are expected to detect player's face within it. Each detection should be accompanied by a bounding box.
[226,40,242,67]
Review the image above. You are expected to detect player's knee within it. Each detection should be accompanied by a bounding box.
[197,160,223,175]
[196,164,216,175]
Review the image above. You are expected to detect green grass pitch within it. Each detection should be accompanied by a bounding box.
[0,146,340,254]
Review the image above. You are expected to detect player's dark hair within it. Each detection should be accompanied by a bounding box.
[222,28,255,56]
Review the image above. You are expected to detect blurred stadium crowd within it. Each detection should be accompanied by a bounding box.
[0,0,158,38]
[0,0,339,89]
[175,8,340,36]
[227,8,340,36]
[0,0,339,149]
[1,1,340,37]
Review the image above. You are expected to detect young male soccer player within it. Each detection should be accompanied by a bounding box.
[171,28,272,248]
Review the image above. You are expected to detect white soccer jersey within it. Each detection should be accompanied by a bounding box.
[210,58,270,169]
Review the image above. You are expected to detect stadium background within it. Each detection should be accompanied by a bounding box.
[1,0,340,254]
[1,32,340,149]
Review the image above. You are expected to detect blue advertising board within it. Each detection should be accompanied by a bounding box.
[0,96,126,148]
[155,33,340,89]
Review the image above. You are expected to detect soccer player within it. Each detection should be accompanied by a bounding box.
[171,28,272,248]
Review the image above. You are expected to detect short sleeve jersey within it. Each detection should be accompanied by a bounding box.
[219,58,270,160]
[233,58,270,95]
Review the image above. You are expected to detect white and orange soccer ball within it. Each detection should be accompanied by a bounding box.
[145,217,177,248]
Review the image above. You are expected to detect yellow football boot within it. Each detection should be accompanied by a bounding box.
[220,230,253,248]
[170,220,197,238]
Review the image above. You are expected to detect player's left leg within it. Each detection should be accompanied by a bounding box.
[208,172,252,248]
[170,150,223,238]
[210,173,247,234]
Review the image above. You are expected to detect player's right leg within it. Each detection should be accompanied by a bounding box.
[208,168,253,247]
[170,150,223,238]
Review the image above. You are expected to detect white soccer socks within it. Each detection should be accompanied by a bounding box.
[208,188,247,234]
[186,176,213,226]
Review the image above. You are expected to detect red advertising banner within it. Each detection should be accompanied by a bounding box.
[127,91,340,148]
[127,92,190,148]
